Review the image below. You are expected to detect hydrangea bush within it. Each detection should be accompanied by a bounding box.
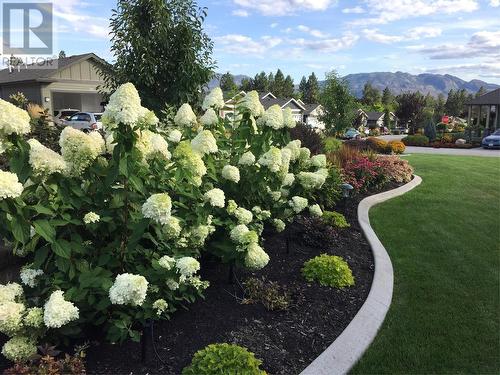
[0,84,328,361]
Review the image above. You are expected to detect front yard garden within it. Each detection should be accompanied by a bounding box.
[352,154,500,374]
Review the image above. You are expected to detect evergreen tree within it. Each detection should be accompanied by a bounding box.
[268,72,275,93]
[381,86,393,108]
[283,75,295,97]
[299,76,308,100]
[395,92,427,134]
[304,72,319,103]
[253,71,269,92]
[361,82,381,108]
[424,121,437,141]
[220,72,237,93]
[272,69,286,96]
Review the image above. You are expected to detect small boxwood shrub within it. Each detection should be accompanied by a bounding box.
[182,343,266,375]
[322,211,350,228]
[302,254,355,288]
[388,140,405,154]
[402,135,429,146]
[322,137,343,153]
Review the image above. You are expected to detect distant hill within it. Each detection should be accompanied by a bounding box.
[342,72,499,98]
[208,71,499,98]
[208,74,249,89]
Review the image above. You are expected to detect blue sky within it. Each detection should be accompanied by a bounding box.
[4,0,500,83]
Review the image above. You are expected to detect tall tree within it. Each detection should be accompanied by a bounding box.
[253,72,269,92]
[361,82,381,108]
[395,92,427,134]
[304,73,319,104]
[381,86,394,108]
[434,93,446,122]
[299,76,308,100]
[271,69,286,96]
[445,89,469,117]
[319,71,357,136]
[219,72,237,93]
[283,75,295,97]
[101,0,215,114]
[239,78,253,91]
[268,72,275,93]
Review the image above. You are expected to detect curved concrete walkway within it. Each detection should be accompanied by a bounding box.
[300,175,423,375]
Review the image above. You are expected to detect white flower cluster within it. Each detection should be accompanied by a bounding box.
[168,129,182,143]
[289,196,308,214]
[174,103,197,128]
[222,165,240,183]
[239,91,264,117]
[152,299,168,316]
[176,257,200,278]
[282,173,295,187]
[20,267,43,288]
[59,128,104,176]
[283,108,297,129]
[83,211,100,224]
[238,151,256,166]
[273,218,286,233]
[244,242,270,270]
[43,290,79,328]
[0,99,31,136]
[204,188,225,208]
[297,171,327,190]
[109,273,148,306]
[309,204,323,217]
[191,130,218,155]
[202,87,225,110]
[233,207,253,225]
[252,206,271,221]
[164,217,182,238]
[142,193,172,225]
[27,139,67,177]
[24,307,43,328]
[1,336,36,362]
[173,141,207,186]
[102,83,143,127]
[311,154,327,168]
[258,147,282,173]
[285,140,301,161]
[0,171,23,200]
[158,255,176,270]
[200,109,219,127]
[261,105,284,130]
[0,301,24,335]
[137,130,171,161]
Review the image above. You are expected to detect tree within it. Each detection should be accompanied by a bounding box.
[283,75,295,97]
[58,50,66,59]
[434,93,446,122]
[475,86,487,98]
[268,72,275,92]
[381,86,394,109]
[239,78,253,91]
[101,0,215,114]
[253,72,268,92]
[220,72,237,93]
[395,92,427,134]
[271,69,285,97]
[383,108,391,129]
[299,76,307,99]
[304,73,319,104]
[319,71,357,136]
[424,121,437,141]
[361,82,381,108]
[445,89,469,117]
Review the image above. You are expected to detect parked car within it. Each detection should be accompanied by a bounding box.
[65,112,103,131]
[481,129,500,149]
[53,109,80,126]
[344,128,361,139]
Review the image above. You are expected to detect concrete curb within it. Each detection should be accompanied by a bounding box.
[300,175,423,375]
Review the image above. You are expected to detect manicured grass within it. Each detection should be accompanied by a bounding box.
[351,155,500,374]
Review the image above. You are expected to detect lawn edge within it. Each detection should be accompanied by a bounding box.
[300,175,423,375]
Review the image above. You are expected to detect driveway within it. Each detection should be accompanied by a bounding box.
[377,135,405,142]
[403,146,500,157]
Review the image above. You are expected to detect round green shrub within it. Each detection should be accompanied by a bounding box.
[322,210,350,228]
[322,137,343,153]
[302,254,355,288]
[402,135,429,147]
[182,343,266,375]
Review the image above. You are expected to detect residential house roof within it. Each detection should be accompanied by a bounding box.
[0,53,106,84]
[366,111,385,121]
[261,96,306,111]
[303,103,321,115]
[467,88,500,105]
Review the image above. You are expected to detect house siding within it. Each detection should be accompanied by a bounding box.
[0,82,42,103]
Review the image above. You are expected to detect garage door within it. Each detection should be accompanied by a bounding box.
[52,92,104,114]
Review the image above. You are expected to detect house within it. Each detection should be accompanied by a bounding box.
[365,111,398,129]
[466,88,499,136]
[221,91,325,129]
[0,53,107,116]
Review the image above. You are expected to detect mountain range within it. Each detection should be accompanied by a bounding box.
[209,72,499,98]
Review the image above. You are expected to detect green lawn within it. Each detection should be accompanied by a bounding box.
[351,154,500,374]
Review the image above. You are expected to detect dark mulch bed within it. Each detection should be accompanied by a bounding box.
[84,190,383,375]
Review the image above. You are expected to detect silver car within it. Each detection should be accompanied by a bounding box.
[53,109,80,126]
[65,112,103,132]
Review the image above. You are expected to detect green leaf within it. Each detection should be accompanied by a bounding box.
[52,239,72,259]
[33,220,56,243]
[11,215,29,244]
[33,245,50,268]
[32,204,55,216]
[127,218,150,250]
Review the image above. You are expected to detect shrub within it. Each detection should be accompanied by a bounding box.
[322,137,342,153]
[377,156,413,183]
[424,122,437,141]
[341,154,383,191]
[243,277,290,311]
[326,145,363,170]
[302,254,354,288]
[312,166,343,209]
[402,135,429,146]
[322,211,350,228]
[366,137,389,153]
[182,343,266,375]
[289,122,323,155]
[388,140,405,154]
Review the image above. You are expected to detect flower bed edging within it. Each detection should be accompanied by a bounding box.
[300,175,422,375]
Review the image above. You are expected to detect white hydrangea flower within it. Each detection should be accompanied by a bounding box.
[311,154,327,168]
[142,193,172,225]
[282,173,295,187]
[309,204,323,217]
[20,268,43,288]
[23,307,43,328]
[204,188,225,208]
[200,108,219,127]
[152,299,168,316]
[279,148,292,177]
[285,140,301,161]
[0,301,25,335]
[1,336,37,362]
[244,243,270,270]
[176,257,200,277]
[166,279,179,290]
[189,276,210,291]
[83,212,100,224]
[59,127,103,176]
[222,165,240,183]
[191,224,214,246]
[168,129,182,143]
[109,273,148,306]
[174,103,197,127]
[283,107,297,128]
[158,255,176,270]
[238,151,256,166]
[43,290,79,328]
[138,108,159,127]
[0,283,23,304]
[252,206,271,220]
[0,171,23,200]
[289,196,308,213]
[299,147,311,163]
[149,133,171,160]
[191,130,218,155]
[261,105,284,130]
[0,139,8,154]
[0,99,31,136]
[230,224,249,243]
[173,141,207,186]
[273,218,286,233]
[164,216,182,238]
[202,87,225,110]
[258,147,282,173]
[102,83,142,126]
[239,91,265,117]
[297,171,327,190]
[227,199,238,214]
[27,139,67,176]
[233,207,253,225]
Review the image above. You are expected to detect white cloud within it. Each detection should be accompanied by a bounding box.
[233,0,335,16]
[363,29,403,43]
[342,6,365,13]
[407,26,442,39]
[490,0,500,6]
[52,1,110,40]
[426,61,500,78]
[270,23,279,28]
[291,32,359,53]
[363,26,442,44]
[353,0,479,25]
[297,25,329,38]
[232,9,250,17]
[215,34,282,56]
